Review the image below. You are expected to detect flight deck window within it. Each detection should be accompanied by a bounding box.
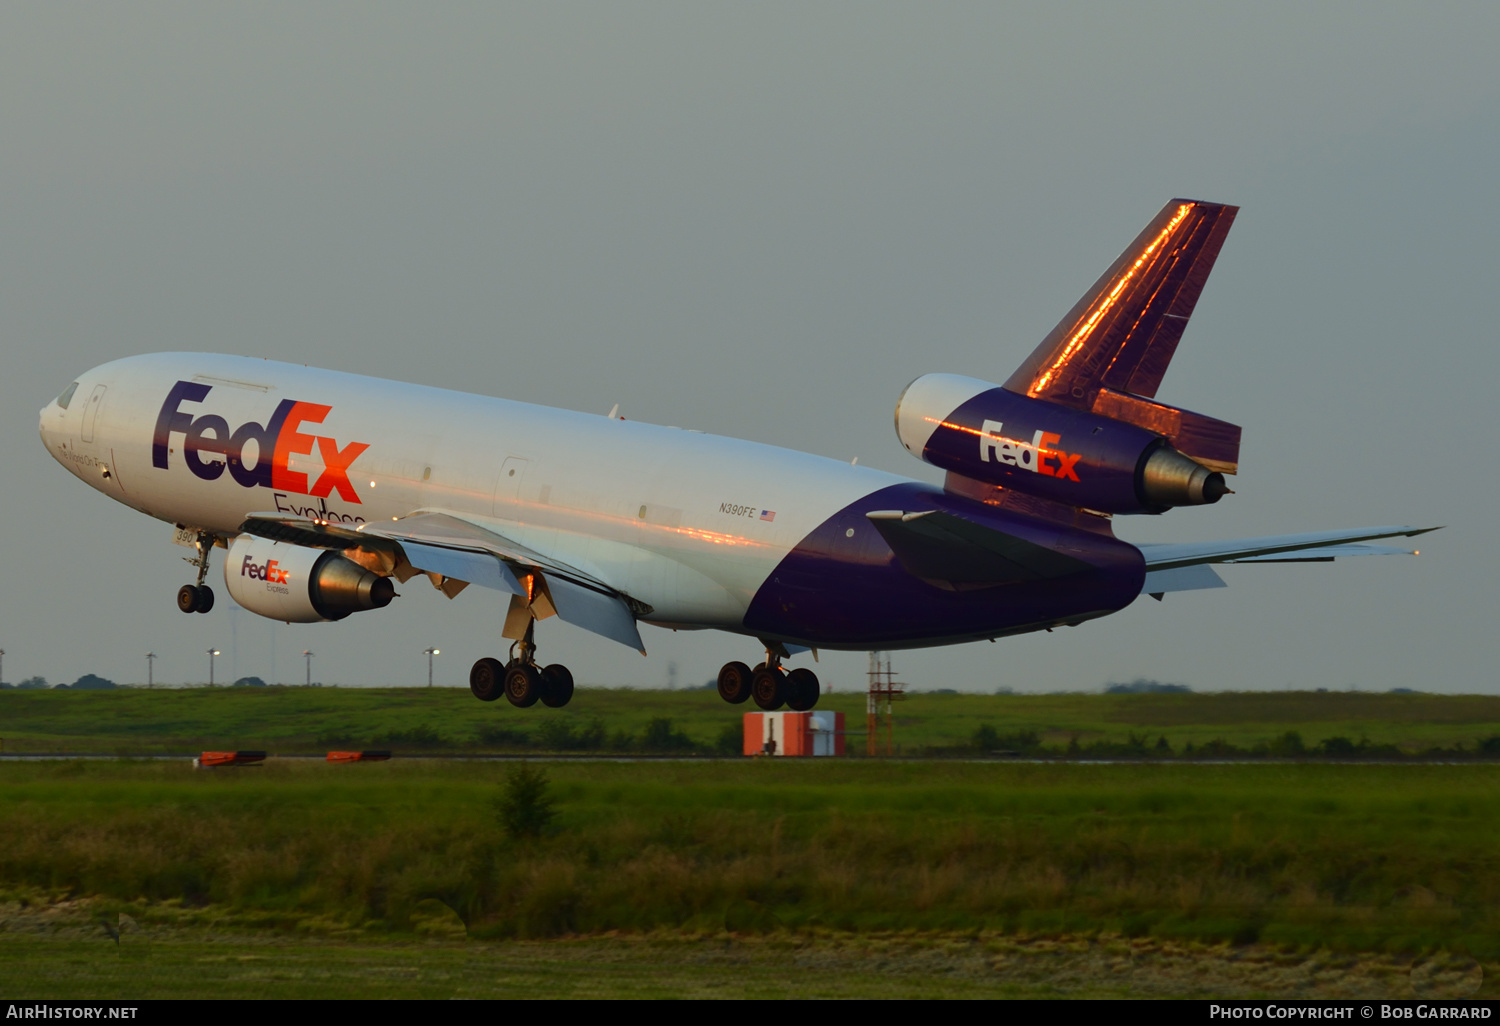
[57,382,79,409]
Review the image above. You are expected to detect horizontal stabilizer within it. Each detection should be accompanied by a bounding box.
[1138,526,1438,571]
[867,509,1092,586]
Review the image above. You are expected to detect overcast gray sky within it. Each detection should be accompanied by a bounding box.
[2,2,1495,693]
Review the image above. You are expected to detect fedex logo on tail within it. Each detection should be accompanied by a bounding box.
[152,380,370,503]
[979,420,1082,481]
[242,555,290,584]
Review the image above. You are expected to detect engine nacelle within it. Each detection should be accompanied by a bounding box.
[224,534,395,623]
[895,374,1229,514]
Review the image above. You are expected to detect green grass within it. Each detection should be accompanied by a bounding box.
[4,759,1500,960]
[5,686,1500,756]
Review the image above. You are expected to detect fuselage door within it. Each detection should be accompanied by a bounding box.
[493,456,529,518]
[80,384,107,443]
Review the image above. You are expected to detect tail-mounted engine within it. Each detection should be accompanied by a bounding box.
[224,534,395,623]
[895,374,1233,514]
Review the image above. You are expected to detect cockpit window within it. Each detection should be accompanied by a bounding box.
[56,382,80,410]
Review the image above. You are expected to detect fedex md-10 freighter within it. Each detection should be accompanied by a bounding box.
[39,200,1434,712]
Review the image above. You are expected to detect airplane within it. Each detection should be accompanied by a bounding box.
[38,199,1434,712]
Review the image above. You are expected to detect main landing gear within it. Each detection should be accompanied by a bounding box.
[717,647,819,712]
[176,531,215,614]
[469,618,574,709]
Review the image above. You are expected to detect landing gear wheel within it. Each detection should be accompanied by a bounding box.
[785,668,820,711]
[751,665,786,711]
[540,664,574,708]
[470,657,505,702]
[504,663,542,707]
[716,661,753,705]
[177,585,214,613]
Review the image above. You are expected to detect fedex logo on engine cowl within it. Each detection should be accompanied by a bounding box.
[152,380,370,503]
[979,419,1082,481]
[241,555,290,584]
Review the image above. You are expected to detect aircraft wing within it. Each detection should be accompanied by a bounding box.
[239,511,647,653]
[1136,525,1438,599]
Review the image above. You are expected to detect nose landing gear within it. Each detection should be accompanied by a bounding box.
[176,531,216,614]
[469,617,574,708]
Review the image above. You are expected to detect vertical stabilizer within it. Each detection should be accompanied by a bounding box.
[1003,199,1238,408]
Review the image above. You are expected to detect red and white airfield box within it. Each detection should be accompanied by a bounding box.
[743,711,845,756]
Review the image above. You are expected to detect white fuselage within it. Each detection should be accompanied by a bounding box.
[39,353,910,634]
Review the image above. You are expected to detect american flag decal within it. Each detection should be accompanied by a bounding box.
[759,510,776,522]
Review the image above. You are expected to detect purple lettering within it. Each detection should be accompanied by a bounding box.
[152,381,212,469]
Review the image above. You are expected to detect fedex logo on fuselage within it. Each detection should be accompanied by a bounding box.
[152,380,370,503]
[979,420,1082,481]
[241,555,290,584]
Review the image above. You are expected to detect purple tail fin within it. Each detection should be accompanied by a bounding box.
[1003,199,1238,406]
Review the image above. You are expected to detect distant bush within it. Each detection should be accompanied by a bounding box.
[231,676,268,688]
[535,717,606,751]
[494,763,555,840]
[1105,679,1191,694]
[15,677,48,690]
[1269,731,1306,756]
[641,717,695,752]
[1480,736,1500,756]
[714,722,742,756]
[375,724,450,749]
[475,723,532,748]
[63,674,117,691]
[1319,736,1359,757]
[970,724,1042,755]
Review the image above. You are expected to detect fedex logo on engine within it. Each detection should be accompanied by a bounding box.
[152,380,370,503]
[979,420,1082,481]
[241,555,290,584]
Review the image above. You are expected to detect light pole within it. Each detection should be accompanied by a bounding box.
[208,649,220,686]
[423,647,440,688]
[303,650,314,687]
[146,652,156,688]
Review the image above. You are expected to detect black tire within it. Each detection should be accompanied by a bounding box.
[470,657,505,702]
[751,666,786,711]
[505,663,542,708]
[195,586,214,614]
[785,667,820,711]
[177,585,200,614]
[540,664,575,708]
[716,661,753,705]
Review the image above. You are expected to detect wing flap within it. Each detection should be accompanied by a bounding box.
[1141,564,1227,597]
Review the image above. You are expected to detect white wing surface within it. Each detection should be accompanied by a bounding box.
[240,510,647,653]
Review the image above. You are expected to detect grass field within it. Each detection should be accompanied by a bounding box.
[4,759,1500,957]
[7,690,1500,997]
[4,686,1500,756]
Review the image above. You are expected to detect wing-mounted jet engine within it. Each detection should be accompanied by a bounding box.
[897,199,1244,515]
[223,534,395,623]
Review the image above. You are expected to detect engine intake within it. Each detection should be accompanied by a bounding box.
[224,534,395,623]
[895,373,1229,514]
